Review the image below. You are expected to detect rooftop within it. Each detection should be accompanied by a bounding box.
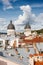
[7,20,15,30]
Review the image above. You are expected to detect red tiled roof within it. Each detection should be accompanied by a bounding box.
[23,36,43,43]
[34,61,43,65]
[29,54,43,57]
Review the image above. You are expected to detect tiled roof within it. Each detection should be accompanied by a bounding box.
[29,53,43,57]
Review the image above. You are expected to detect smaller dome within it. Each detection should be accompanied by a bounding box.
[24,23,31,29]
[7,20,15,29]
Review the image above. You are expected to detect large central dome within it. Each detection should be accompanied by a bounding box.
[7,20,15,29]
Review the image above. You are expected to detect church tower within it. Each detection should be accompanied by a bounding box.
[7,20,15,36]
[24,23,31,36]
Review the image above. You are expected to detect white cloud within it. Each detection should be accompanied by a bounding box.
[0,5,43,31]
[15,5,31,24]
[30,13,43,30]
[0,25,7,31]
[0,18,6,22]
[2,0,13,10]
[0,18,7,31]
[31,4,43,8]
[14,5,36,30]
[14,5,43,30]
[35,13,43,23]
[33,13,43,30]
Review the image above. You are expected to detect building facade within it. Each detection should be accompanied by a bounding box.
[7,20,15,36]
[24,23,31,36]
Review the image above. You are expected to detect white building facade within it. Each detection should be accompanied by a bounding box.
[24,23,31,36]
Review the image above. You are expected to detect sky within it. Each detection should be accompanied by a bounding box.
[0,0,43,32]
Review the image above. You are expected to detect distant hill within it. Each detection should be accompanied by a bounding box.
[32,29,43,34]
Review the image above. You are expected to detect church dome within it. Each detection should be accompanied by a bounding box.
[7,20,15,29]
[24,23,31,29]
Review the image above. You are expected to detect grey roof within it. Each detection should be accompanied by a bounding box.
[0,52,3,56]
[7,20,15,29]
[24,23,31,29]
